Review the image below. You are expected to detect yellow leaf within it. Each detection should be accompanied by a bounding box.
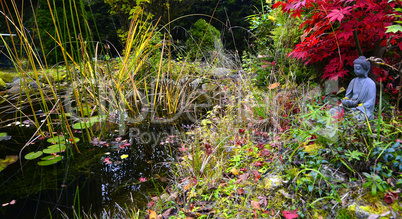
[231,167,239,175]
[268,82,280,90]
[148,209,157,219]
[121,154,128,159]
[337,87,345,94]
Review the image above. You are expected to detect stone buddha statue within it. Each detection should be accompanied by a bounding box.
[331,56,376,120]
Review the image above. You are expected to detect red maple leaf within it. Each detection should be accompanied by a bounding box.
[282,209,299,219]
[326,7,352,23]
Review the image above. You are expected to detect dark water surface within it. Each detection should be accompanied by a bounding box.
[0,122,179,218]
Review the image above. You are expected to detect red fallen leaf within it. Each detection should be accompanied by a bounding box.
[139,177,147,182]
[240,168,247,172]
[261,149,271,157]
[251,200,260,210]
[237,188,245,194]
[179,146,188,152]
[384,191,399,204]
[104,158,112,164]
[253,170,261,180]
[282,209,299,219]
[239,129,245,134]
[256,143,264,150]
[147,200,155,207]
[252,161,263,167]
[332,108,344,120]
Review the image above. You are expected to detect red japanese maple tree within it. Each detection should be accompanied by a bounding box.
[273,0,402,85]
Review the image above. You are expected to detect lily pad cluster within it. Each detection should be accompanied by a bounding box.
[24,135,80,166]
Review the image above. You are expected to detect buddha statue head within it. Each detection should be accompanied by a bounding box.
[353,56,371,78]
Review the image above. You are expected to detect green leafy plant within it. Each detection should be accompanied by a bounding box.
[362,172,388,196]
[186,18,221,60]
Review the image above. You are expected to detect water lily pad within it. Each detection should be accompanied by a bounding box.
[38,156,63,166]
[73,116,108,130]
[0,155,18,172]
[43,144,66,154]
[47,136,65,144]
[73,121,95,129]
[25,151,43,160]
[88,115,107,123]
[0,132,11,141]
[79,106,96,116]
[68,137,80,143]
[41,155,60,160]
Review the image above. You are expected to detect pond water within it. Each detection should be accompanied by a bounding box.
[0,120,181,218]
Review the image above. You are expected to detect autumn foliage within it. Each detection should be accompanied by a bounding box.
[273,0,402,85]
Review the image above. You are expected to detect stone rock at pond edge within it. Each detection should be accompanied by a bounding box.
[29,81,44,89]
[11,78,20,86]
[190,78,203,88]
[8,86,20,93]
[211,68,231,78]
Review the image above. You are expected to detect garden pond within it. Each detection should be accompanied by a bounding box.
[0,100,183,218]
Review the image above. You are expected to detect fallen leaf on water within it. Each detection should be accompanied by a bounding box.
[121,154,128,159]
[2,203,9,206]
[103,158,112,164]
[9,200,15,205]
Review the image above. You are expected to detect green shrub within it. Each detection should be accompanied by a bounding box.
[186,19,221,60]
